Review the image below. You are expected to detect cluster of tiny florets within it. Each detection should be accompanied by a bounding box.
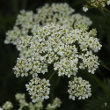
[5,3,92,46]
[1,101,13,110]
[0,93,61,110]
[83,0,110,12]
[46,97,62,110]
[13,23,101,78]
[79,51,99,74]
[89,0,110,8]
[4,3,102,103]
[26,75,50,103]
[68,77,92,100]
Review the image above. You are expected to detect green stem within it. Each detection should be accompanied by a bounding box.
[99,8,110,24]
[92,75,110,97]
[55,77,60,89]
[11,0,19,14]
[21,0,27,9]
[48,71,56,80]
[104,8,110,13]
[100,60,110,71]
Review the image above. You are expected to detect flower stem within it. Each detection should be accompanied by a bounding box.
[92,75,110,97]
[49,71,56,80]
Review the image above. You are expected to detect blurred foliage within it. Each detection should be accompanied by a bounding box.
[0,0,110,110]
[85,79,110,110]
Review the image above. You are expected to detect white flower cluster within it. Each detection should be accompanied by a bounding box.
[107,0,110,5]
[4,3,102,102]
[15,93,43,110]
[4,3,92,46]
[26,75,50,103]
[15,93,28,110]
[68,77,92,100]
[34,3,75,27]
[2,101,13,110]
[0,93,61,110]
[89,0,109,8]
[79,51,99,74]
[83,0,110,12]
[13,23,101,78]
[82,7,88,12]
[46,97,62,110]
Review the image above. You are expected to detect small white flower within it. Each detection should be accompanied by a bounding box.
[107,0,110,5]
[83,7,88,12]
[68,77,92,100]
[104,102,107,107]
[2,101,13,110]
[0,107,3,110]
[26,77,50,103]
[46,97,61,110]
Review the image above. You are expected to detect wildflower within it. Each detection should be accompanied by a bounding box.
[0,108,3,110]
[4,3,92,46]
[2,101,13,110]
[0,93,61,110]
[26,76,50,103]
[46,97,62,110]
[15,93,28,109]
[79,51,99,74]
[4,3,102,102]
[107,0,110,5]
[84,0,110,9]
[68,77,91,100]
[83,6,88,12]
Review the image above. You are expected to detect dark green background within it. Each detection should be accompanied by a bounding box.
[0,0,110,109]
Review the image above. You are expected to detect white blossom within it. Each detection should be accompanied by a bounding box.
[68,77,92,100]
[46,97,62,110]
[4,3,102,102]
[4,3,92,46]
[0,93,61,110]
[79,51,99,74]
[83,7,88,12]
[15,93,28,110]
[2,101,13,110]
[13,23,101,78]
[0,108,3,110]
[107,0,110,5]
[26,76,50,103]
[85,0,109,9]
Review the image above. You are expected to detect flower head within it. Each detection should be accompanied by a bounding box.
[68,77,92,100]
[2,101,13,110]
[26,76,50,103]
